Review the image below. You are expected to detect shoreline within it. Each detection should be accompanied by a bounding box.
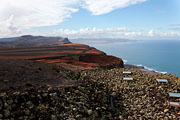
[124,63,169,75]
[0,43,180,119]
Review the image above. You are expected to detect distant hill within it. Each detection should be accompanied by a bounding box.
[0,35,71,48]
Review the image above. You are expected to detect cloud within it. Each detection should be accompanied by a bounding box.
[0,0,79,28]
[82,0,147,15]
[3,0,177,40]
[147,30,154,37]
[146,29,180,39]
[159,31,180,38]
[0,0,148,37]
[53,27,142,38]
[0,0,80,37]
[0,15,21,37]
[53,27,180,40]
[0,0,147,28]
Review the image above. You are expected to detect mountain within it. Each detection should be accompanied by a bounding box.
[0,35,72,48]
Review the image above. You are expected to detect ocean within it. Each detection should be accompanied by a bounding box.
[89,40,180,77]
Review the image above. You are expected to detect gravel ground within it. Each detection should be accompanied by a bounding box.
[1,67,180,119]
[79,68,180,119]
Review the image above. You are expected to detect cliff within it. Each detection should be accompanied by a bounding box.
[79,54,124,68]
[0,43,124,69]
[1,37,180,119]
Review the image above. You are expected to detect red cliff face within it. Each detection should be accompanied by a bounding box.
[79,54,124,68]
[0,44,124,70]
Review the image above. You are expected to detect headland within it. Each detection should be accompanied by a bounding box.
[0,36,180,119]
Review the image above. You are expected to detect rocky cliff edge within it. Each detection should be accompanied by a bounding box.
[0,43,124,70]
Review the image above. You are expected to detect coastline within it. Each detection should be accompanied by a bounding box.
[124,64,169,74]
[90,40,180,77]
[0,44,180,119]
[123,56,169,75]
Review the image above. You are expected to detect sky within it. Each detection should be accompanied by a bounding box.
[0,0,180,40]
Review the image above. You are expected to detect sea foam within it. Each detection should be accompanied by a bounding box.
[135,64,167,74]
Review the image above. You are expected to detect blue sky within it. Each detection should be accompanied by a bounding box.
[0,0,180,40]
[55,0,179,29]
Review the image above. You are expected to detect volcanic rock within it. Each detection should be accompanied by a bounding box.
[79,54,124,68]
[0,43,124,70]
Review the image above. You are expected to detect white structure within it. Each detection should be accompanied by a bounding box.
[156,79,168,83]
[167,101,180,107]
[169,93,180,98]
[123,77,133,81]
[123,71,132,74]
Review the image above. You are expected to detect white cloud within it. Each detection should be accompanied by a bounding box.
[0,0,80,37]
[2,0,178,40]
[53,27,142,38]
[146,29,180,39]
[0,15,21,37]
[0,0,79,28]
[159,31,180,38]
[53,27,180,40]
[147,30,154,37]
[82,0,147,15]
[0,0,148,37]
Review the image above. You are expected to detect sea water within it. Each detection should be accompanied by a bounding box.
[89,40,180,77]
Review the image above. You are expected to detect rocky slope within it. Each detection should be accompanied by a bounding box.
[78,68,180,119]
[0,35,71,48]
[1,67,180,119]
[0,59,79,93]
[0,43,124,69]
[0,41,180,119]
